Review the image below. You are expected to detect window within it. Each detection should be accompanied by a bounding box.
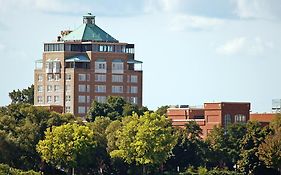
[79,85,86,92]
[95,96,106,103]
[54,85,60,92]
[78,96,86,103]
[47,96,52,103]
[66,95,71,102]
[87,74,90,81]
[112,62,124,74]
[47,74,53,81]
[46,62,53,73]
[87,96,90,103]
[112,75,123,82]
[95,74,106,82]
[224,114,231,127]
[130,75,138,83]
[78,106,86,114]
[47,85,52,92]
[65,106,71,113]
[95,62,106,73]
[130,86,138,93]
[79,74,86,81]
[37,96,43,103]
[130,97,138,104]
[66,74,71,81]
[66,85,71,92]
[112,86,123,93]
[54,74,60,81]
[54,96,59,103]
[53,61,60,73]
[95,85,106,93]
[87,85,90,93]
[38,85,43,92]
[235,114,246,123]
[38,74,43,82]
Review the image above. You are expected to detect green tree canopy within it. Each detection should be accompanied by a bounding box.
[9,85,34,104]
[87,96,148,121]
[110,112,177,172]
[36,123,97,173]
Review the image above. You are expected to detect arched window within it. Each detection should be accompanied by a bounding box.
[224,114,231,127]
[234,114,246,123]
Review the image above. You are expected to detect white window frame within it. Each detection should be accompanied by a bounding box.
[47,96,52,103]
[37,96,43,104]
[38,85,43,92]
[78,95,86,103]
[78,85,86,92]
[54,96,60,103]
[95,96,106,103]
[95,85,106,93]
[95,62,107,73]
[95,74,106,82]
[130,75,138,83]
[112,62,124,74]
[54,85,60,92]
[112,75,123,82]
[112,86,123,93]
[78,106,86,114]
[65,106,71,113]
[79,74,86,81]
[66,95,71,102]
[130,86,138,94]
[54,74,60,81]
[38,74,43,82]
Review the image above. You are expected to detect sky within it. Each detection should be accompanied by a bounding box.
[0,0,281,112]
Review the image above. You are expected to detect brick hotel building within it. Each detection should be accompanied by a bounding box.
[34,14,143,116]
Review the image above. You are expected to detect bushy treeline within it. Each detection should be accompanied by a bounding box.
[0,163,40,175]
[0,89,281,175]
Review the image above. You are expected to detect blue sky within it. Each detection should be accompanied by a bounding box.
[0,0,281,112]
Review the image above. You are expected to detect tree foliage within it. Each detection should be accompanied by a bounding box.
[36,123,97,172]
[110,112,177,169]
[9,85,34,104]
[87,96,148,121]
[237,122,269,175]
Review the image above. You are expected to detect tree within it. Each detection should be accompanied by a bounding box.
[87,117,112,174]
[258,117,281,174]
[237,122,269,175]
[155,105,170,116]
[36,123,97,174]
[206,123,247,169]
[166,121,208,172]
[110,112,177,174]
[87,96,149,121]
[9,85,34,104]
[258,129,281,174]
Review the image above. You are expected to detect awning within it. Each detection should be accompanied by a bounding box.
[65,55,90,62]
[127,59,143,64]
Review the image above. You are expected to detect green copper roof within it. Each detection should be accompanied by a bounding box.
[63,23,118,42]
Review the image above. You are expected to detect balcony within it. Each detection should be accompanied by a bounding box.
[127,59,142,71]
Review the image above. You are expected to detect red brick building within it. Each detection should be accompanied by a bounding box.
[250,113,277,126]
[167,102,250,138]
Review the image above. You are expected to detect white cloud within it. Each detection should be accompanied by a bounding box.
[144,0,183,13]
[0,0,89,15]
[169,14,224,31]
[234,0,281,20]
[216,37,274,56]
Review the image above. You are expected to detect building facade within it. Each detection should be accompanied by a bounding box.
[167,102,250,138]
[34,14,143,116]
